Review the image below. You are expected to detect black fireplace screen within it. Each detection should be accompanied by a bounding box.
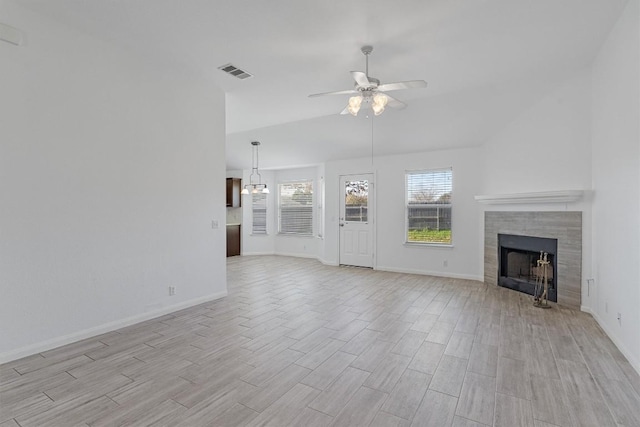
[498,234,558,302]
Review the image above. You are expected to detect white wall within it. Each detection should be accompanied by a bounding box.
[323,147,484,280]
[0,2,227,362]
[591,0,640,372]
[482,70,592,195]
[480,70,594,308]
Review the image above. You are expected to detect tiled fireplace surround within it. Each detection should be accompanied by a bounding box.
[484,211,582,309]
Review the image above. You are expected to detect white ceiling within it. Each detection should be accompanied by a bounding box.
[21,0,628,170]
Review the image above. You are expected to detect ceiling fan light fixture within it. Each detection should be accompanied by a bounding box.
[373,93,388,107]
[348,95,362,116]
[372,93,388,116]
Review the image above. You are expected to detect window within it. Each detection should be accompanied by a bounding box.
[406,168,452,244]
[252,193,267,234]
[278,181,313,235]
[345,180,368,222]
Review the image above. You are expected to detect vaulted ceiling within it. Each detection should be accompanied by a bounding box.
[21,0,629,170]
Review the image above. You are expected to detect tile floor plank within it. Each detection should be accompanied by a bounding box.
[408,341,445,375]
[1,256,638,427]
[494,393,535,427]
[380,369,431,420]
[429,354,468,397]
[308,366,370,416]
[410,389,458,427]
[456,371,496,426]
[331,386,388,427]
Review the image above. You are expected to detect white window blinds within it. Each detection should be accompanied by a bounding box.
[406,168,452,244]
[252,193,267,234]
[278,181,313,235]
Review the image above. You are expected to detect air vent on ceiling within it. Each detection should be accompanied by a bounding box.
[218,63,253,80]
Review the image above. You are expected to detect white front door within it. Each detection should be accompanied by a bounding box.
[339,174,374,268]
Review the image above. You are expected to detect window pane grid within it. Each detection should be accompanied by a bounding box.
[279,181,313,235]
[406,168,452,244]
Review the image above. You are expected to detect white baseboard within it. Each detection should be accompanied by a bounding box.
[581,306,640,377]
[375,265,483,282]
[580,305,593,315]
[274,251,318,259]
[0,291,227,364]
[240,251,275,256]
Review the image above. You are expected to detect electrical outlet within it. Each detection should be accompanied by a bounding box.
[169,286,176,296]
[443,260,448,267]
[211,220,219,229]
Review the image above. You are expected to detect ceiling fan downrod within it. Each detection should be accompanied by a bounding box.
[361,45,373,76]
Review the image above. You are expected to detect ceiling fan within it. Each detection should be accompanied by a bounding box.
[309,45,427,116]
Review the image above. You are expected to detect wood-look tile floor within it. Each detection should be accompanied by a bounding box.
[2,255,640,427]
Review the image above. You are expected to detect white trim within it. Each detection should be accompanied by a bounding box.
[375,265,483,282]
[474,190,584,204]
[241,251,275,256]
[403,242,455,249]
[274,251,318,259]
[318,258,339,267]
[581,307,640,376]
[0,291,227,364]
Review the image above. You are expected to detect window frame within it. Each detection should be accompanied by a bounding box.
[277,180,314,236]
[405,168,453,246]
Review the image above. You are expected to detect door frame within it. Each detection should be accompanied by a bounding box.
[338,172,376,268]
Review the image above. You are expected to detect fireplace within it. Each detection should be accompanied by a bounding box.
[484,211,582,309]
[498,234,557,302]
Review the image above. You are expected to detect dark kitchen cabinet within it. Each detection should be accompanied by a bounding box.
[226,224,241,257]
[226,178,241,207]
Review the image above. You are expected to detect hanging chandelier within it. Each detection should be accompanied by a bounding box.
[241,141,269,195]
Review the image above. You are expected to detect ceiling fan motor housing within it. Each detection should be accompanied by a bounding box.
[357,77,380,90]
[361,45,373,55]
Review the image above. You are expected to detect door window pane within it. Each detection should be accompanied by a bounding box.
[345,180,368,222]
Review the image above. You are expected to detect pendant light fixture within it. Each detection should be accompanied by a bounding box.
[241,141,270,195]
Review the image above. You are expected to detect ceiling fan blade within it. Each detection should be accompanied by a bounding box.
[308,89,359,98]
[377,80,427,92]
[351,71,372,88]
[383,93,407,109]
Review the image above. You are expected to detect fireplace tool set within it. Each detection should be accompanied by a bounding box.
[533,251,552,309]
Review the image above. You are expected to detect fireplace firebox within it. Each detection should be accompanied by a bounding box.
[498,233,558,302]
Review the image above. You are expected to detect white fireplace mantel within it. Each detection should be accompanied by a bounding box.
[474,190,584,205]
